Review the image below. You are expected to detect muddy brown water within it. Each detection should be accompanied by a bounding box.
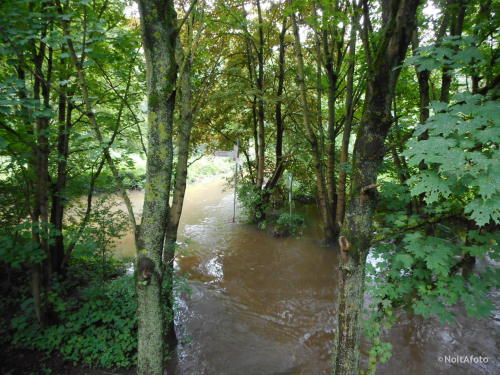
[114,179,499,375]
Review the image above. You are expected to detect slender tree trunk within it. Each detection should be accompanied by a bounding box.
[57,0,139,245]
[255,0,266,190]
[336,8,358,225]
[164,35,195,347]
[440,0,465,103]
[15,55,45,323]
[31,17,51,325]
[50,58,72,274]
[263,17,287,194]
[62,156,106,268]
[275,17,287,173]
[332,1,419,374]
[411,32,430,125]
[243,19,259,188]
[313,3,324,156]
[471,0,491,94]
[290,4,334,241]
[323,33,338,234]
[136,1,178,374]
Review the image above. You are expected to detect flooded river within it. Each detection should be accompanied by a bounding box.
[114,178,498,374]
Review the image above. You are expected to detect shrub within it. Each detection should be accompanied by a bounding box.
[272,212,306,237]
[11,275,138,369]
[237,181,267,223]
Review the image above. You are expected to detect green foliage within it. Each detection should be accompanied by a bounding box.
[404,92,499,226]
[121,170,146,190]
[65,194,129,279]
[368,230,499,322]
[273,212,306,237]
[237,180,267,223]
[0,223,46,268]
[365,28,500,372]
[408,36,485,74]
[11,274,138,369]
[362,313,394,375]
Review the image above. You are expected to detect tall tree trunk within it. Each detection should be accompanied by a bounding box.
[275,17,287,174]
[242,15,259,188]
[50,91,72,275]
[331,1,419,374]
[164,32,195,347]
[136,1,178,374]
[411,31,430,125]
[323,30,338,234]
[290,3,334,241]
[336,8,358,225]
[313,2,325,156]
[49,47,72,275]
[31,15,51,325]
[16,56,45,324]
[255,0,266,190]
[263,17,287,194]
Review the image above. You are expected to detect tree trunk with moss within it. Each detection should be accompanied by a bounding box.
[136,1,178,374]
[331,0,419,374]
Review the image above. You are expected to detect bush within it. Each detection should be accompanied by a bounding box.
[11,275,138,369]
[272,212,306,237]
[237,181,267,223]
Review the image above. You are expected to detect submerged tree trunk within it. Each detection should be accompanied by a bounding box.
[136,1,178,374]
[331,0,419,374]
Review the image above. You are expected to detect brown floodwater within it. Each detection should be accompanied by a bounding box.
[113,178,499,375]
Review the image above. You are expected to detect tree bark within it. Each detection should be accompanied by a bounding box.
[135,1,178,374]
[331,0,419,374]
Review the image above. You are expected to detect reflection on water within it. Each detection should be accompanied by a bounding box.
[114,179,498,374]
